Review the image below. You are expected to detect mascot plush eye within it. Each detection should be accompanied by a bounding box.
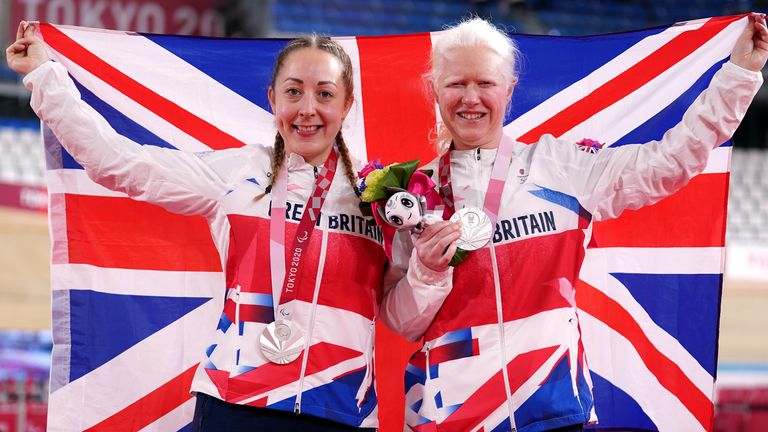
[384,191,421,230]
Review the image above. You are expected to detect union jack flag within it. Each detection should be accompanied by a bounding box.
[37,14,750,431]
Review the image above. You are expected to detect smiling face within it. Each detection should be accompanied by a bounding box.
[434,46,514,151]
[268,47,352,165]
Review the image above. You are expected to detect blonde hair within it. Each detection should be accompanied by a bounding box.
[428,18,521,153]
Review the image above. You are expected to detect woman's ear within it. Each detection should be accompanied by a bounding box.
[507,78,517,103]
[267,87,276,113]
[342,96,353,121]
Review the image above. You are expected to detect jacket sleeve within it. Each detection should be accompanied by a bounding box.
[24,61,238,217]
[379,230,454,342]
[538,61,763,221]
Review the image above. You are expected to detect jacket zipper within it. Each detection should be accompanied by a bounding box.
[294,213,329,413]
[490,229,516,430]
[354,321,376,408]
[234,285,241,336]
[485,143,516,428]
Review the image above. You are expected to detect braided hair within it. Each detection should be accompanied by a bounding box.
[260,35,359,198]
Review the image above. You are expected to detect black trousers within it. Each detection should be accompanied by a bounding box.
[191,393,376,432]
[547,424,585,432]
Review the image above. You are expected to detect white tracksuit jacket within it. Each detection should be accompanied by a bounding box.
[380,61,762,432]
[24,60,450,428]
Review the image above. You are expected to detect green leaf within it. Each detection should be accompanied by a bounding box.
[449,248,469,267]
[388,160,420,187]
[361,160,422,203]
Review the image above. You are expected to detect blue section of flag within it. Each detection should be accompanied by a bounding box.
[588,371,658,431]
[60,140,82,170]
[612,272,721,374]
[68,290,210,382]
[142,34,288,113]
[60,76,178,170]
[72,77,177,150]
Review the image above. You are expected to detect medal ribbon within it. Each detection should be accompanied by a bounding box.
[438,133,516,225]
[269,148,338,321]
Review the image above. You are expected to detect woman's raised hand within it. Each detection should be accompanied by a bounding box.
[6,21,50,75]
[731,12,768,72]
[414,221,462,272]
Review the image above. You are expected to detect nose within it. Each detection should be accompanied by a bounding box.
[462,84,480,105]
[298,96,317,117]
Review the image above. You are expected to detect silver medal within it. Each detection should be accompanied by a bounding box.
[450,207,493,251]
[260,319,305,364]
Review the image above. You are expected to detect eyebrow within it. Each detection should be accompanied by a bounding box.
[283,77,338,87]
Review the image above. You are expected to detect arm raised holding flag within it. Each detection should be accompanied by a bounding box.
[6,20,453,430]
[381,13,766,432]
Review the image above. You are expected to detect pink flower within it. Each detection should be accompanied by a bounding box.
[358,159,383,179]
[576,138,603,149]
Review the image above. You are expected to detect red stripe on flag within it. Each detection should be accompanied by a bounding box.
[576,279,713,430]
[39,23,245,151]
[516,15,743,144]
[357,33,436,165]
[64,194,222,271]
[590,173,728,248]
[85,364,197,432]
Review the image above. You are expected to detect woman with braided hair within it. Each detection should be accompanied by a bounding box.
[7,22,460,431]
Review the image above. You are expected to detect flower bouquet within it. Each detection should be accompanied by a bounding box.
[358,159,468,266]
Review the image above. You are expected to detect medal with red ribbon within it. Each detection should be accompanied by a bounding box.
[438,134,518,250]
[259,148,338,364]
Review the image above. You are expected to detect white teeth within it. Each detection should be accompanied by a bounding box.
[459,113,485,120]
[295,125,319,132]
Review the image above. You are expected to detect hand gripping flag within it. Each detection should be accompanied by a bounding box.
[36,14,750,431]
